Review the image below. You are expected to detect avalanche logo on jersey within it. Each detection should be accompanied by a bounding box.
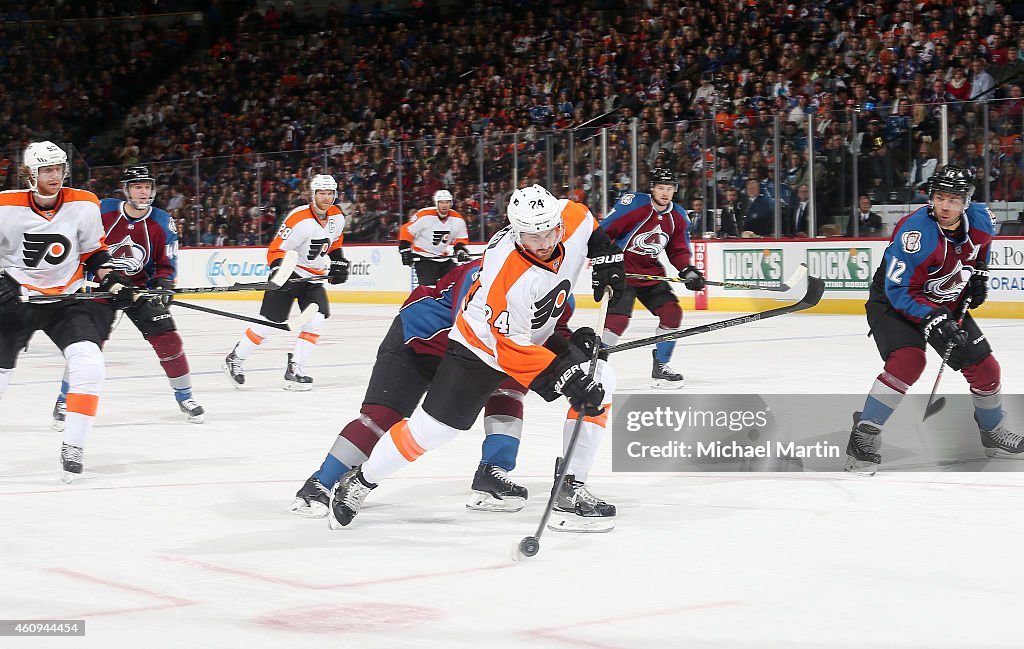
[23,233,72,268]
[924,261,971,303]
[532,279,571,329]
[627,225,669,257]
[107,235,148,276]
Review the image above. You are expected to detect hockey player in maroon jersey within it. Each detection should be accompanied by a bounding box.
[52,166,205,428]
[846,165,1019,475]
[600,167,704,388]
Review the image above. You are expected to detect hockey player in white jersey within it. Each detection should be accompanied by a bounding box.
[327,184,627,531]
[398,189,471,286]
[0,141,136,482]
[223,174,349,390]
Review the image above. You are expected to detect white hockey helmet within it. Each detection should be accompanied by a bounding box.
[507,184,561,242]
[310,174,338,203]
[22,141,69,197]
[433,189,453,205]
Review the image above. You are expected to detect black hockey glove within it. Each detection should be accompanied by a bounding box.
[151,277,175,307]
[921,306,968,350]
[98,270,136,309]
[591,244,625,304]
[0,269,22,312]
[569,327,608,361]
[969,262,989,308]
[553,363,606,417]
[399,241,414,266]
[328,251,350,285]
[679,264,705,291]
[454,245,471,263]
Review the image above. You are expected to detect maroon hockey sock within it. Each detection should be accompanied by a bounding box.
[149,331,189,379]
[484,379,526,419]
[963,354,1001,394]
[340,404,404,458]
[604,313,630,337]
[652,299,682,329]
[882,346,926,389]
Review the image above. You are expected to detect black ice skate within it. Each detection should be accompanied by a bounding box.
[328,466,376,529]
[978,415,1024,458]
[845,411,882,476]
[289,475,330,518]
[549,458,615,532]
[651,350,684,389]
[61,443,84,484]
[52,399,66,432]
[223,345,245,388]
[284,353,313,391]
[466,463,528,512]
[178,398,205,424]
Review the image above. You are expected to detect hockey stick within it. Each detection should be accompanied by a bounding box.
[626,262,807,292]
[412,253,482,263]
[604,275,826,355]
[516,287,612,560]
[171,301,320,331]
[922,295,973,421]
[19,250,300,304]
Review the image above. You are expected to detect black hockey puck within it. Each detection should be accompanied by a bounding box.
[518,536,540,557]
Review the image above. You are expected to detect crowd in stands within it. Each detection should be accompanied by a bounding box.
[6,0,1024,244]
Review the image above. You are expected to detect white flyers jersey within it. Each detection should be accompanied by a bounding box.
[399,207,469,258]
[451,199,597,388]
[0,188,106,295]
[268,204,346,278]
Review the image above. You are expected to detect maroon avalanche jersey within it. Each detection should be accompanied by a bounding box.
[100,198,175,288]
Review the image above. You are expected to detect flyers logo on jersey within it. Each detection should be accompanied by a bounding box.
[532,279,571,329]
[432,231,450,246]
[23,233,72,268]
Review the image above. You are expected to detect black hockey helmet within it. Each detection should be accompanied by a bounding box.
[121,165,156,209]
[121,165,155,185]
[650,167,676,187]
[928,164,975,205]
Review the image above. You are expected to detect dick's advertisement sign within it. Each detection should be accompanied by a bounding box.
[721,249,784,289]
[806,248,873,290]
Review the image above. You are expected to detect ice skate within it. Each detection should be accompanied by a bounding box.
[289,475,330,518]
[328,466,376,528]
[978,415,1024,459]
[651,350,684,389]
[223,345,245,388]
[51,399,66,432]
[845,411,882,476]
[549,459,615,532]
[466,463,527,512]
[60,443,84,484]
[178,398,205,424]
[284,353,313,391]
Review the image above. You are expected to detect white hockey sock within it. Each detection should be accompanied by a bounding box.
[235,323,278,359]
[563,359,616,482]
[63,341,105,447]
[291,312,325,372]
[0,367,12,398]
[362,407,461,484]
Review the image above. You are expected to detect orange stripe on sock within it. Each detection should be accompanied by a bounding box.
[245,328,264,344]
[391,420,426,462]
[66,393,100,417]
[298,332,320,344]
[565,404,610,427]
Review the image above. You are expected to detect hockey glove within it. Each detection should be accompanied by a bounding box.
[553,363,605,417]
[0,269,22,312]
[921,306,968,350]
[399,241,414,266]
[328,252,350,285]
[591,244,625,304]
[679,265,705,291]
[151,277,175,307]
[98,270,137,309]
[454,245,471,263]
[569,327,608,361]
[969,262,989,308]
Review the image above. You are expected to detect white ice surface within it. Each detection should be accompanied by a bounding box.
[2,299,1024,648]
